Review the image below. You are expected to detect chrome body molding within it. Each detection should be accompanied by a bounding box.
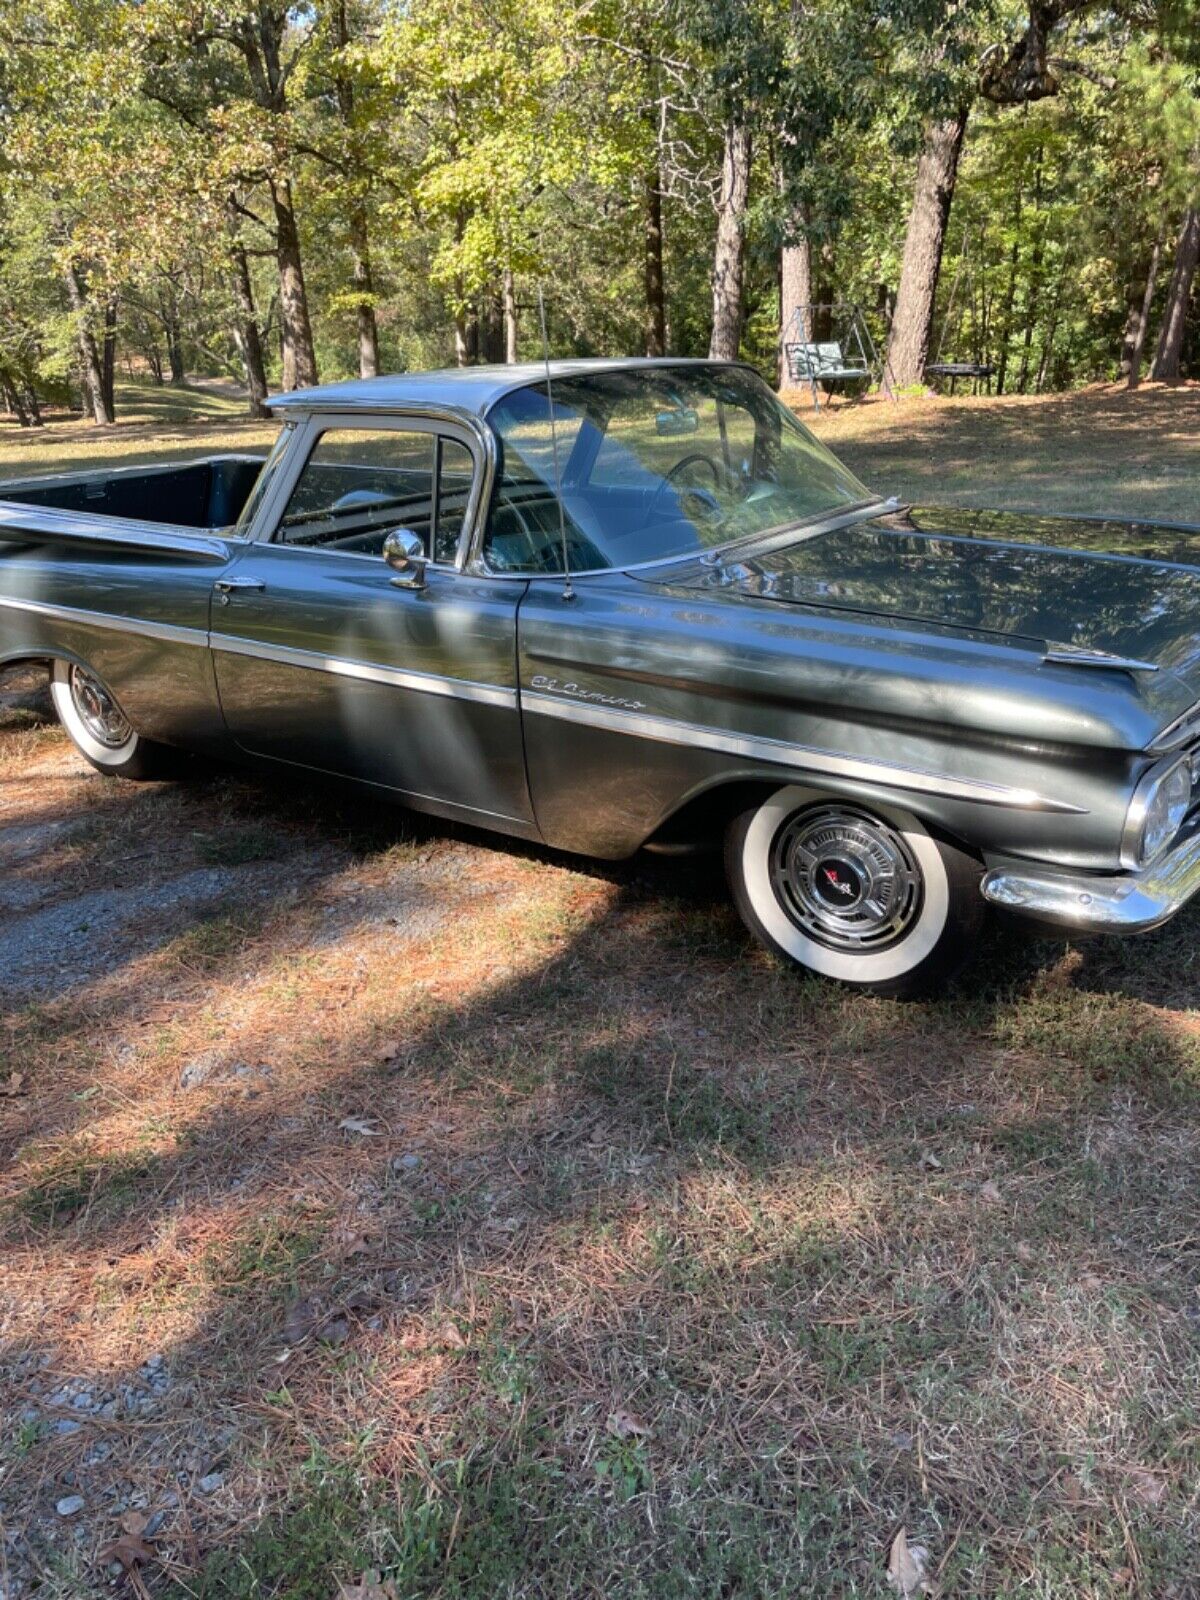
[1149,699,1200,753]
[982,828,1200,932]
[519,689,1086,813]
[0,592,209,650]
[211,631,517,709]
[0,503,232,561]
[1043,642,1160,673]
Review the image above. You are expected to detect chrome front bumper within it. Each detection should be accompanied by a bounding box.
[982,830,1200,934]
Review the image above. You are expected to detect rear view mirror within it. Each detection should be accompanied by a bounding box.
[655,407,699,438]
[382,527,427,590]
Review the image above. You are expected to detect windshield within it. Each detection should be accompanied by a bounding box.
[483,365,873,573]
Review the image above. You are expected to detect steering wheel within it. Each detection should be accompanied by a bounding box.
[650,452,740,526]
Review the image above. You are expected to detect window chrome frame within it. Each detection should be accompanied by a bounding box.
[244,404,497,577]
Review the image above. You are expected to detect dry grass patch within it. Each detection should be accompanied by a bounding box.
[803,381,1200,524]
[3,671,1200,1597]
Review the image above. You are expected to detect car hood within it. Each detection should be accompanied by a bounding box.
[662,503,1200,693]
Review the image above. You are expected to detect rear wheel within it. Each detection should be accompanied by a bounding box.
[725,785,983,997]
[50,660,179,780]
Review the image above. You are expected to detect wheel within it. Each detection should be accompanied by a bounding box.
[725,785,983,998]
[50,660,179,780]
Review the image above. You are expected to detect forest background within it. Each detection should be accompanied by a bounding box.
[0,0,1198,426]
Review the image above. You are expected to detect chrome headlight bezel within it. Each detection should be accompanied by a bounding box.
[1121,754,1193,870]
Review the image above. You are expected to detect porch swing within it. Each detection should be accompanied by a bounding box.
[924,229,994,392]
[782,302,893,411]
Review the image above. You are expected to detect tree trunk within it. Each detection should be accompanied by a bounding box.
[1016,147,1044,394]
[995,236,1021,395]
[1150,206,1200,384]
[1122,223,1165,389]
[1,372,29,426]
[709,116,752,361]
[227,213,271,419]
[886,108,969,390]
[164,290,185,383]
[62,261,111,424]
[503,266,519,363]
[270,178,318,390]
[101,296,117,420]
[332,0,380,380]
[480,293,504,363]
[350,209,380,379]
[22,381,42,426]
[453,309,470,366]
[643,161,666,357]
[779,226,813,386]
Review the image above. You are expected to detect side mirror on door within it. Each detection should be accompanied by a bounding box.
[382,528,428,590]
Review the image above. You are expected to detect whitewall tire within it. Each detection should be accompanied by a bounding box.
[726,785,983,997]
[50,660,177,780]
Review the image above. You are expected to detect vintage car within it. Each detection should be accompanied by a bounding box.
[2,357,1199,996]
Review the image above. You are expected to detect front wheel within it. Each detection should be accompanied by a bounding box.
[725,786,983,998]
[50,660,179,780]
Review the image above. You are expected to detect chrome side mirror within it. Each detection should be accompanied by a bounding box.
[382,527,428,590]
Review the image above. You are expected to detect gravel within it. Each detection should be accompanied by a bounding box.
[0,859,318,996]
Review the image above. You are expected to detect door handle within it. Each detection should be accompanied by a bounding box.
[214,576,266,605]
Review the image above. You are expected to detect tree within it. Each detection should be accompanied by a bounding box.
[1150,206,1200,380]
[135,0,321,389]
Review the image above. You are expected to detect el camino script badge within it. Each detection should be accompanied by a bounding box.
[531,674,646,712]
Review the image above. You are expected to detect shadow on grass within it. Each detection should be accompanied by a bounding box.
[3,692,1200,1597]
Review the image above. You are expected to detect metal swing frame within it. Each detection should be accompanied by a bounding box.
[782,302,895,411]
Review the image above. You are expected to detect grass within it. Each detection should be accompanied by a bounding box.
[802,379,1200,524]
[0,377,275,482]
[2,392,1200,1596]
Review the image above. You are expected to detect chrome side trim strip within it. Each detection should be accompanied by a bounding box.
[0,504,233,562]
[210,632,516,709]
[1150,699,1200,753]
[520,690,1086,813]
[1043,643,1160,673]
[0,593,208,649]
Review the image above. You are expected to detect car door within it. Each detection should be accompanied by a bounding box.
[209,412,534,833]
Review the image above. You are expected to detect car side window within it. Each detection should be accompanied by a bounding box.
[434,438,474,564]
[275,427,474,563]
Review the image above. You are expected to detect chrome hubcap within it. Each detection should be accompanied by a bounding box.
[69,665,132,748]
[769,804,923,952]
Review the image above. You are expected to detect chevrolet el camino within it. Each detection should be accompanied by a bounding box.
[2,358,1199,997]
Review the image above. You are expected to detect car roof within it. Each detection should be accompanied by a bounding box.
[267,357,753,419]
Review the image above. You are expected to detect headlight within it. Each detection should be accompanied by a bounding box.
[1123,756,1192,869]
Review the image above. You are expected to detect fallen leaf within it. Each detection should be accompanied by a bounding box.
[0,1072,25,1097]
[886,1527,931,1597]
[607,1406,653,1440]
[979,1179,1003,1205]
[1014,1240,1036,1264]
[439,1320,467,1350]
[339,1117,381,1137]
[1127,1468,1168,1508]
[376,1041,402,1064]
[1060,1471,1085,1505]
[332,1221,377,1258]
[99,1511,155,1572]
[336,1572,398,1600]
[283,1294,323,1345]
[919,1150,943,1172]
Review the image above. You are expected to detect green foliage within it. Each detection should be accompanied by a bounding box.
[0,0,1192,412]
